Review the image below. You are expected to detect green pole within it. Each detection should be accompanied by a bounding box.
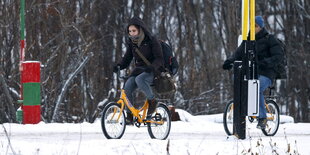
[20,0,25,40]
[20,0,25,61]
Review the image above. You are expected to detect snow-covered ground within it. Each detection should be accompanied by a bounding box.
[1,109,309,155]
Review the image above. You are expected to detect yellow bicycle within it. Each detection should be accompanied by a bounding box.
[101,70,171,140]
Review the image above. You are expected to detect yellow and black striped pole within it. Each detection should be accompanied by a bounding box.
[241,0,255,41]
[242,0,249,41]
[233,0,256,140]
[250,0,255,41]
[242,0,256,80]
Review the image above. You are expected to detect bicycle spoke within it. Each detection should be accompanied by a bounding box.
[147,104,171,140]
[101,103,126,139]
[223,101,234,136]
[262,100,279,136]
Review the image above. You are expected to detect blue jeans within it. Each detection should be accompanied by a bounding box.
[124,72,155,105]
[258,75,272,118]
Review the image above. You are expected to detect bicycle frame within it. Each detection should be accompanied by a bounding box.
[228,101,275,121]
[112,89,164,125]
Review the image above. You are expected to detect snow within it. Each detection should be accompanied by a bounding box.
[1,109,309,155]
[21,61,41,63]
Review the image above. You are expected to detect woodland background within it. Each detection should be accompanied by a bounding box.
[0,0,309,123]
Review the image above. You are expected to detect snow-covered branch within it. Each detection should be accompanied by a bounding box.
[52,53,93,122]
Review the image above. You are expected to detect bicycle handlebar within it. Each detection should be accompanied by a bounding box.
[115,66,128,81]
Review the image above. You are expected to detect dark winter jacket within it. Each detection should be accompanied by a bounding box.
[229,28,283,80]
[118,17,164,76]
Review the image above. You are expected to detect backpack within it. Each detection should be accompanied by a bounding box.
[159,40,179,75]
[134,41,176,94]
[266,35,287,79]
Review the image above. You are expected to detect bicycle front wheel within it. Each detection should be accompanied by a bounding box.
[262,100,280,136]
[223,101,234,136]
[101,102,126,139]
[147,103,171,140]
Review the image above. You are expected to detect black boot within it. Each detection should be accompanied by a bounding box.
[147,99,158,118]
[257,118,267,129]
[126,112,134,125]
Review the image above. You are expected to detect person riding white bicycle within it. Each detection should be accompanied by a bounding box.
[222,16,283,129]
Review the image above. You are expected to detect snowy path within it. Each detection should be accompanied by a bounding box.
[1,110,310,155]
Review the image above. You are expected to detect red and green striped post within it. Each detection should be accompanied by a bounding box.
[17,0,41,124]
[21,61,41,124]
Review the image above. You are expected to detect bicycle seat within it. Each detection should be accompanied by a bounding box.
[268,85,275,90]
[268,80,276,90]
[266,81,276,97]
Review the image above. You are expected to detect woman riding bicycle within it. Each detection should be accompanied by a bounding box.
[113,17,164,122]
[222,16,283,129]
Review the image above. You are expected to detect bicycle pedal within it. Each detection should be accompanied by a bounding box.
[154,113,162,121]
[142,119,151,122]
[134,122,141,127]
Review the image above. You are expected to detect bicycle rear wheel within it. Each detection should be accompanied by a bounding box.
[101,102,126,139]
[147,103,171,140]
[262,100,280,136]
[223,101,234,136]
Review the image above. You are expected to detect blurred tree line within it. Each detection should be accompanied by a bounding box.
[0,0,309,123]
